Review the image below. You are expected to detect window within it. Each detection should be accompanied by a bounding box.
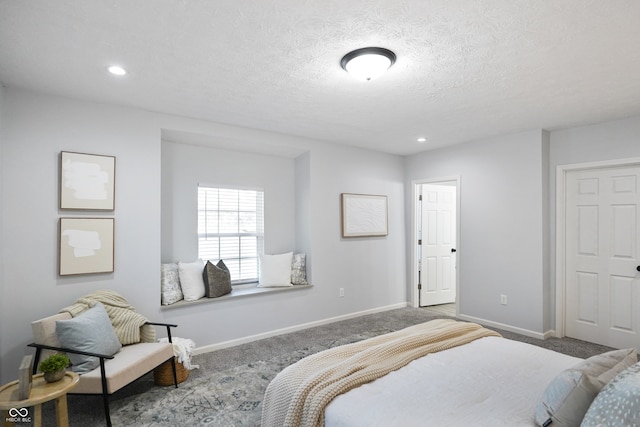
[198,186,264,284]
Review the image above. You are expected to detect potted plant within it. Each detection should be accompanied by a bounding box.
[38,354,70,383]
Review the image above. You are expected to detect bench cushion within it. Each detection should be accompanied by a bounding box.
[73,342,174,394]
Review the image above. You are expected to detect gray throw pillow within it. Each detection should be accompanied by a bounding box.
[203,260,232,298]
[55,302,122,374]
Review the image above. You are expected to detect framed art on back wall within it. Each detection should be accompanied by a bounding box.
[59,217,114,275]
[59,151,115,210]
[341,193,388,237]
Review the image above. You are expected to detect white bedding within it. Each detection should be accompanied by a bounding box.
[324,336,582,427]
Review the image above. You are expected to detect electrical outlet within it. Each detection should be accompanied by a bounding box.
[500,294,507,305]
[339,288,345,297]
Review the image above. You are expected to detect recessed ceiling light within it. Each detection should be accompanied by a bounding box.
[417,137,427,143]
[107,65,127,76]
[340,47,396,81]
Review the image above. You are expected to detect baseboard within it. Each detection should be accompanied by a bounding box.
[457,313,548,340]
[193,302,409,355]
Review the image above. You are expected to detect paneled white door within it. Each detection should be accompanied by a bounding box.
[565,165,640,349]
[419,184,457,306]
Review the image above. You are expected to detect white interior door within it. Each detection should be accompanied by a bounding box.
[565,165,640,349]
[419,183,457,306]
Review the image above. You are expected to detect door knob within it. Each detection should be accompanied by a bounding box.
[637,266,640,272]
[451,248,457,253]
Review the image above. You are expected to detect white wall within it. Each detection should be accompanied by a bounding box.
[0,89,162,383]
[154,129,406,351]
[402,117,640,337]
[550,116,640,166]
[295,152,312,280]
[307,143,407,314]
[0,83,5,367]
[405,130,549,335]
[160,140,297,262]
[548,116,640,329]
[0,88,406,382]
[541,131,551,332]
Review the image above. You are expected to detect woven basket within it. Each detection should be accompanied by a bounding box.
[153,357,189,386]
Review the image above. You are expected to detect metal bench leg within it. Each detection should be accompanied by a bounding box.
[170,357,178,388]
[99,358,112,427]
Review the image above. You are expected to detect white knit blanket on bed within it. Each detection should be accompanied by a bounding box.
[261,318,501,427]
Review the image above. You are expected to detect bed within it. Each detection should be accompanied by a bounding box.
[261,319,639,427]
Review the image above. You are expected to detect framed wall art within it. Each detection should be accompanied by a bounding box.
[59,151,115,210]
[59,217,114,275]
[341,193,388,237]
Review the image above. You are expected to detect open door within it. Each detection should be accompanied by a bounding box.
[418,182,457,307]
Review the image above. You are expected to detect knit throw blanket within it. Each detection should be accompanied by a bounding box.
[261,319,501,427]
[60,289,156,345]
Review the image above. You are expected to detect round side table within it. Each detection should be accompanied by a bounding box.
[0,372,79,427]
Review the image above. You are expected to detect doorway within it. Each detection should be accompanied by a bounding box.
[556,158,640,349]
[413,178,460,310]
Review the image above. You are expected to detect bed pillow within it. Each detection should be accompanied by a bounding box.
[55,303,122,374]
[160,263,183,305]
[534,348,637,427]
[178,259,206,301]
[258,252,293,287]
[203,260,232,298]
[291,253,308,285]
[581,361,640,426]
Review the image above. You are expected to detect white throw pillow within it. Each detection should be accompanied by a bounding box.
[258,252,293,287]
[178,259,206,301]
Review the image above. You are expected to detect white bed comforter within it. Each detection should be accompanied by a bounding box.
[324,336,581,427]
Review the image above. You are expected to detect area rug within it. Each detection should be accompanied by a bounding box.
[109,328,394,427]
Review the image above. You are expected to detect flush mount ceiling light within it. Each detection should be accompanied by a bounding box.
[340,47,396,81]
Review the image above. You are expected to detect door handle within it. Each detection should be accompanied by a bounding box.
[451,248,457,253]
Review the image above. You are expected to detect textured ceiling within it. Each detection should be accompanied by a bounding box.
[1,0,640,155]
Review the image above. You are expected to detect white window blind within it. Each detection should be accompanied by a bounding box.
[198,186,264,284]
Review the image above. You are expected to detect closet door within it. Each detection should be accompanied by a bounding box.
[565,165,640,349]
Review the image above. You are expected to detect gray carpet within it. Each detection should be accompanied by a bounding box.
[39,307,613,426]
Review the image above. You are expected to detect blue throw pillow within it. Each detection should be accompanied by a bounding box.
[581,362,640,426]
[55,302,122,374]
